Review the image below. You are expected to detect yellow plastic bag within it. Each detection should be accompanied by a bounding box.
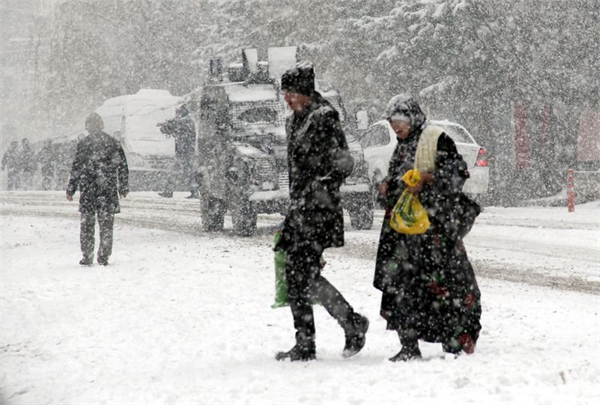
[389,169,431,234]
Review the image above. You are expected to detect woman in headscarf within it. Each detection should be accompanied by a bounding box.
[373,95,482,361]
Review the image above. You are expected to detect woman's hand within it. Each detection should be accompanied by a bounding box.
[407,173,434,195]
[378,181,389,198]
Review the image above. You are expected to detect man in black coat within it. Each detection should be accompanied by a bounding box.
[67,113,129,266]
[274,62,369,361]
[158,104,198,199]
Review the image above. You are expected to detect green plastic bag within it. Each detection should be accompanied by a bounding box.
[271,232,289,308]
[271,231,323,309]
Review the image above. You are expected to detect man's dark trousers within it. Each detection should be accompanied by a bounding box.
[163,154,195,194]
[80,212,115,262]
[285,243,356,349]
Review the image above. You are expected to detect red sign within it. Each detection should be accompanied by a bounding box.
[514,104,530,169]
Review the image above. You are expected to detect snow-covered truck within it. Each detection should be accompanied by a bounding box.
[193,47,374,236]
[94,89,183,190]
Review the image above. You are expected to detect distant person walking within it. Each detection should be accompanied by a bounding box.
[18,138,36,190]
[274,62,369,361]
[1,140,20,190]
[57,136,82,190]
[38,139,57,190]
[67,113,129,266]
[157,104,198,199]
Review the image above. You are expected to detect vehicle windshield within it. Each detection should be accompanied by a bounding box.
[237,106,278,124]
[229,100,286,132]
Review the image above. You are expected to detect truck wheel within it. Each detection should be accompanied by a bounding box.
[200,195,225,232]
[232,199,257,237]
[349,198,374,230]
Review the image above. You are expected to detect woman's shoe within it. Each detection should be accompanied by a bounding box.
[389,346,422,362]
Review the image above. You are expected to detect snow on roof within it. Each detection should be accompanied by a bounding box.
[223,83,278,103]
[95,89,183,157]
[267,46,297,83]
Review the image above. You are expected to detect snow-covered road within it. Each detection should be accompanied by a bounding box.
[3,192,598,294]
[1,192,599,404]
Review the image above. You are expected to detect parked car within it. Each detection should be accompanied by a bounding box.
[358,119,489,200]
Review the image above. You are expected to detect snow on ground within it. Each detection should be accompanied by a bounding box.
[1,192,599,404]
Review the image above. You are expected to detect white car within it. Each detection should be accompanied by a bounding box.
[357,119,489,196]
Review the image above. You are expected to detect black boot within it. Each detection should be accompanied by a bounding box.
[342,314,370,358]
[79,258,93,266]
[158,191,173,198]
[389,346,422,362]
[389,330,422,362]
[275,344,316,362]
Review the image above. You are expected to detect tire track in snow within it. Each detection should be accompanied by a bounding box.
[337,237,600,296]
[0,201,600,295]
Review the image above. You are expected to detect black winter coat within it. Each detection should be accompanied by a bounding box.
[66,131,129,214]
[19,144,37,173]
[374,130,469,291]
[174,115,196,159]
[38,144,57,175]
[277,92,354,252]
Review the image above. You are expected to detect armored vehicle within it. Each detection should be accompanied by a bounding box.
[194,47,373,236]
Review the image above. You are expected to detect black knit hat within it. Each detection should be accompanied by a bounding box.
[281,62,315,96]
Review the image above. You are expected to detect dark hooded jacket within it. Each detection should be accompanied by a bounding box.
[19,140,36,173]
[2,142,19,171]
[174,106,196,159]
[38,141,57,176]
[66,131,129,214]
[276,91,354,252]
[373,95,481,346]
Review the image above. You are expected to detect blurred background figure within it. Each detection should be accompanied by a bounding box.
[38,139,57,190]
[157,104,198,199]
[1,140,20,190]
[18,138,36,190]
[56,135,84,190]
